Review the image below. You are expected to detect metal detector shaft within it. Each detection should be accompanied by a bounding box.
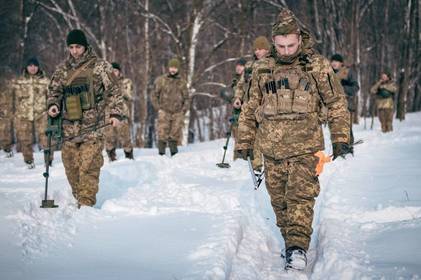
[247,157,258,189]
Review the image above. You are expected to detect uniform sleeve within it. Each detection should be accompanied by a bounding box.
[182,80,190,113]
[47,67,65,110]
[313,57,350,144]
[234,73,246,101]
[236,69,262,150]
[125,79,134,102]
[382,82,398,94]
[151,77,161,111]
[342,69,360,97]
[99,61,125,120]
[370,80,382,94]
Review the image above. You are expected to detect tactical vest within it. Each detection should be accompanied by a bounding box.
[256,60,320,122]
[63,59,97,121]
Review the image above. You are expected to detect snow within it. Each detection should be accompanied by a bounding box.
[1,113,421,279]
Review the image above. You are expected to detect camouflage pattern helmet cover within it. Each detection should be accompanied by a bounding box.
[272,8,301,37]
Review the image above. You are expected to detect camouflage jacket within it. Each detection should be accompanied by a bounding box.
[118,76,134,120]
[11,70,49,121]
[0,80,14,119]
[234,60,255,103]
[151,73,189,114]
[237,34,350,160]
[48,46,124,142]
[334,66,359,112]
[370,80,397,109]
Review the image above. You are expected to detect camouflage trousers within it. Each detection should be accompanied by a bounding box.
[378,108,393,133]
[264,153,320,251]
[0,117,13,151]
[104,120,133,152]
[157,110,184,142]
[252,131,263,171]
[15,114,51,162]
[232,125,240,160]
[61,139,104,206]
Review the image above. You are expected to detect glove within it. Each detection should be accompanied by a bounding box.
[237,149,254,161]
[332,142,353,160]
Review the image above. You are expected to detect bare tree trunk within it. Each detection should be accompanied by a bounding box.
[136,0,150,147]
[397,0,413,120]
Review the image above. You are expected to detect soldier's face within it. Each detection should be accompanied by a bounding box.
[330,60,343,70]
[381,73,389,81]
[26,64,39,75]
[68,44,86,59]
[255,48,269,60]
[169,67,178,75]
[235,65,245,75]
[113,69,121,77]
[273,34,301,56]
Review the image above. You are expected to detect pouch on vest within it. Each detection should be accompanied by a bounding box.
[65,95,83,120]
[292,79,311,113]
[262,80,278,117]
[277,88,293,113]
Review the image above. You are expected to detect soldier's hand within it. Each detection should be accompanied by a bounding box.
[233,98,242,109]
[110,117,121,127]
[237,149,254,161]
[48,105,60,118]
[332,142,353,160]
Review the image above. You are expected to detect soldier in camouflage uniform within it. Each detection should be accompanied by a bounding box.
[105,62,134,161]
[370,70,397,133]
[11,57,51,168]
[48,29,124,207]
[0,78,14,157]
[235,9,352,270]
[151,58,189,156]
[331,53,360,144]
[233,36,271,171]
[230,58,247,160]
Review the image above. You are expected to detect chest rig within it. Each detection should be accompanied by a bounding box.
[63,59,97,121]
[257,56,319,120]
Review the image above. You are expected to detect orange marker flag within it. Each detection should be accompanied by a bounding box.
[315,151,332,176]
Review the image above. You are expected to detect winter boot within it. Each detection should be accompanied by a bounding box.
[25,160,35,169]
[4,149,13,158]
[285,246,307,271]
[158,140,166,155]
[106,148,117,161]
[168,140,178,156]
[124,149,134,159]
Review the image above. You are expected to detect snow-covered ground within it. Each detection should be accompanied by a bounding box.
[1,113,421,280]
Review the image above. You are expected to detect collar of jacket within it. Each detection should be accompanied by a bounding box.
[22,69,46,79]
[65,45,97,69]
[167,72,180,79]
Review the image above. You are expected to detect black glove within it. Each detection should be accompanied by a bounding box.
[237,149,254,161]
[340,79,351,87]
[332,142,353,160]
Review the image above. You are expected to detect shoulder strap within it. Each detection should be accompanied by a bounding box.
[64,58,96,86]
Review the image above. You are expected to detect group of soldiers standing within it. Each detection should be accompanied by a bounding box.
[0,7,400,273]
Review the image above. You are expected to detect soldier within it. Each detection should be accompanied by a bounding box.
[230,58,247,159]
[151,58,189,156]
[330,53,360,144]
[233,36,271,171]
[105,62,134,161]
[370,70,397,132]
[11,57,51,168]
[47,29,123,208]
[0,77,14,157]
[236,9,352,271]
